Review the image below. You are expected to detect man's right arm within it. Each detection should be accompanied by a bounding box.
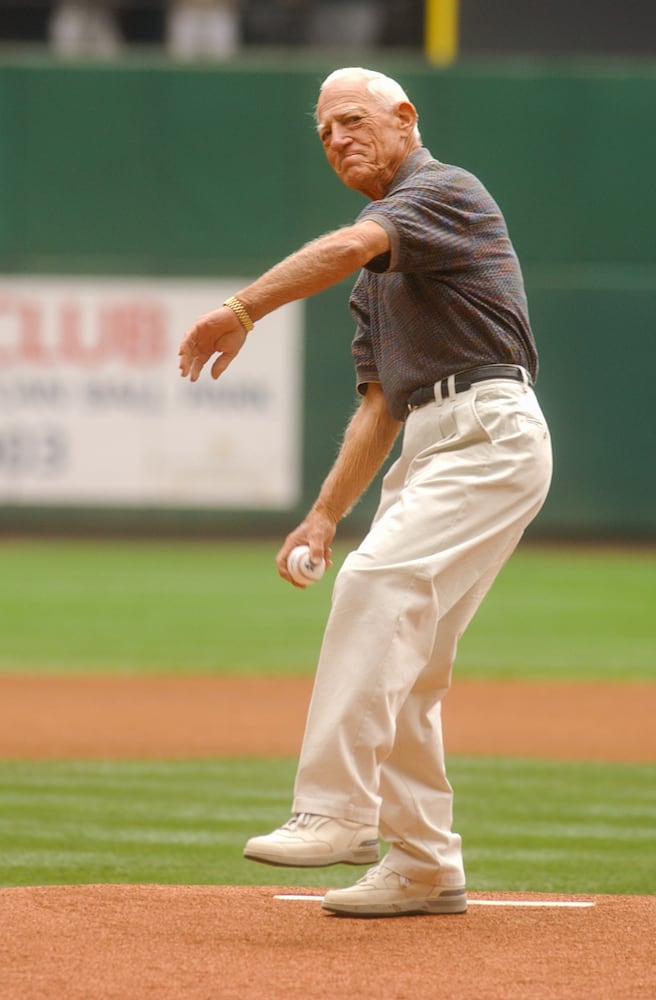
[277,383,402,586]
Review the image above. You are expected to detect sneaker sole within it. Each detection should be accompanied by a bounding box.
[243,845,380,868]
[322,888,468,917]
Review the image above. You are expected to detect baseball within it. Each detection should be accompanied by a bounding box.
[287,545,326,586]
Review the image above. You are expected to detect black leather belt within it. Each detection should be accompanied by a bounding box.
[406,364,531,412]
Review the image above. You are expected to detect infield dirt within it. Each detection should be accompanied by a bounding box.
[0,675,654,999]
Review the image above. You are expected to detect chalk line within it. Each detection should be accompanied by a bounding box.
[274,894,595,909]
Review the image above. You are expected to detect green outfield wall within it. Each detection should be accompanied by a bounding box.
[1,56,654,537]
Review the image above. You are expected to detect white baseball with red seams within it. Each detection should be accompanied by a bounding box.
[287,545,326,585]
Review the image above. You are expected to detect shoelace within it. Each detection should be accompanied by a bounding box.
[283,812,312,830]
[357,864,410,888]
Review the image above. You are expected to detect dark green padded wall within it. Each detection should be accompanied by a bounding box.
[1,59,654,536]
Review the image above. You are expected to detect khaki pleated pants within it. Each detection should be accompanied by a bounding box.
[293,377,553,884]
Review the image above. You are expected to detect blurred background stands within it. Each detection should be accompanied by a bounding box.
[0,1,654,59]
[0,1,426,59]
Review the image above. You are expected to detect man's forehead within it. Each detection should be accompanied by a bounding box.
[316,81,373,120]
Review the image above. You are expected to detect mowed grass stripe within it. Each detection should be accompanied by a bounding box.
[0,758,653,895]
[0,540,654,679]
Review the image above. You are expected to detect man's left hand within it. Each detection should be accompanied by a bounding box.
[178,306,247,381]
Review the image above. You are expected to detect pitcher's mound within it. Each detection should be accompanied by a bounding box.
[0,884,653,999]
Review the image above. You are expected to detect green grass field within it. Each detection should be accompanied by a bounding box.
[0,758,653,894]
[0,539,654,679]
[0,539,654,894]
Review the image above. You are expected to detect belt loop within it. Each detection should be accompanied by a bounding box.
[518,366,530,390]
[432,380,448,407]
[444,373,457,400]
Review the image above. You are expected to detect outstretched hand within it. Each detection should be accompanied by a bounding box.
[178,306,247,381]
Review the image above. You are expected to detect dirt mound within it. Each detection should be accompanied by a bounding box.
[1,884,653,1000]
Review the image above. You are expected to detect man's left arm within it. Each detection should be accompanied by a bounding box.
[178,220,389,382]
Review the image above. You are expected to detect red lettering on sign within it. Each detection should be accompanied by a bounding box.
[99,303,168,365]
[0,293,168,367]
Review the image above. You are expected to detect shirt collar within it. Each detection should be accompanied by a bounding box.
[385,147,434,196]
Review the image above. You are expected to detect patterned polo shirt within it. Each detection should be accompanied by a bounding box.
[350,147,538,421]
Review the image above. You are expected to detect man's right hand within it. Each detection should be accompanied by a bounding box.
[276,509,337,588]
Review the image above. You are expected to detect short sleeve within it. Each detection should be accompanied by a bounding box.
[357,168,505,277]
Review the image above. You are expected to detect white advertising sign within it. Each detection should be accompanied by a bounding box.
[0,276,303,508]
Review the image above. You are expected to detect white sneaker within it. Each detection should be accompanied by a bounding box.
[322,863,467,916]
[243,813,380,867]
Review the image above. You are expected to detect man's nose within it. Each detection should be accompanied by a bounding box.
[329,123,351,149]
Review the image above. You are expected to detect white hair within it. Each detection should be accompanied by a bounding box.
[317,67,421,142]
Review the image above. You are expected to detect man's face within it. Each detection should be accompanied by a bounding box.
[316,79,416,200]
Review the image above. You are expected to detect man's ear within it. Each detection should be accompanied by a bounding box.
[396,101,418,134]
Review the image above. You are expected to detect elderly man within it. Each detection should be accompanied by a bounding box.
[179,67,552,917]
